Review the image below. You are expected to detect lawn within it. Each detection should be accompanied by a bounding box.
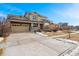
[42,31,67,37]
[60,33,79,42]
[42,31,79,42]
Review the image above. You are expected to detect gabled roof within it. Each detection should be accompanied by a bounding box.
[7,14,29,21]
[24,12,47,18]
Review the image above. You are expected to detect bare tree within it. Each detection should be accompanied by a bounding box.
[0,17,10,38]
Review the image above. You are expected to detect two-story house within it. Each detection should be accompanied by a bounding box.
[7,12,50,33]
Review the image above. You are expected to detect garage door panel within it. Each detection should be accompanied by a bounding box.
[11,24,30,33]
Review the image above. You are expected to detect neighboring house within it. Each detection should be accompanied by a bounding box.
[68,25,79,31]
[58,22,69,30]
[68,25,75,30]
[74,26,79,30]
[7,12,50,33]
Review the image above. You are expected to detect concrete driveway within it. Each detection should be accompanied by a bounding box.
[2,33,78,56]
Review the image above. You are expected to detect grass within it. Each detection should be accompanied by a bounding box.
[60,33,79,42]
[42,31,67,37]
[42,30,79,42]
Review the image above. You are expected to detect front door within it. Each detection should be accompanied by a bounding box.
[40,24,43,29]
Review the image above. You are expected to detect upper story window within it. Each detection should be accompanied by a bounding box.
[32,16,36,20]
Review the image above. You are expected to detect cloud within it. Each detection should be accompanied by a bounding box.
[0,12,7,18]
[53,4,79,25]
[5,5,24,12]
[63,4,79,19]
[0,4,24,13]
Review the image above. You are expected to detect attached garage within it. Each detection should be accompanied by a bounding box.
[10,21,31,33]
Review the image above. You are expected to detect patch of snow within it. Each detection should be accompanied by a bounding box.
[36,32,48,37]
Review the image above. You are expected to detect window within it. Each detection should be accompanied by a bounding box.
[32,16,36,20]
[33,23,38,27]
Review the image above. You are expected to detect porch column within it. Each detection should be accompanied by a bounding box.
[31,23,33,32]
[38,22,40,29]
